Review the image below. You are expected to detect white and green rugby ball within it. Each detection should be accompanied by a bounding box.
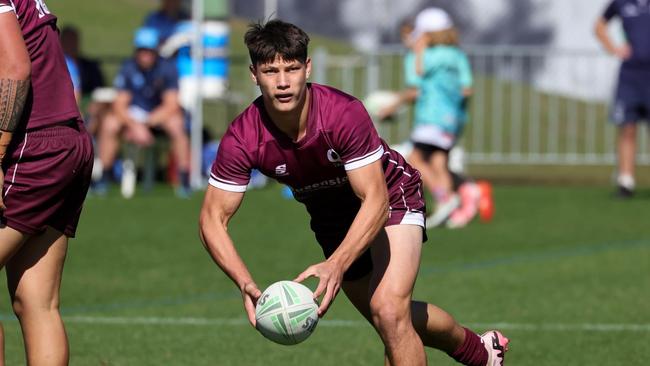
[255,281,319,345]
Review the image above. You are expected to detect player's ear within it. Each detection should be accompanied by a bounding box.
[249,64,259,85]
[305,57,312,79]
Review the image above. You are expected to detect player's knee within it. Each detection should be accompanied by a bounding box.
[12,294,60,319]
[370,297,411,334]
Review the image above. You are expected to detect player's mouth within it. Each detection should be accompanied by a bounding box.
[275,93,293,103]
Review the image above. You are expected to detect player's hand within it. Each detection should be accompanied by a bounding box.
[614,45,632,60]
[377,104,397,121]
[240,282,262,327]
[413,34,428,53]
[294,260,345,317]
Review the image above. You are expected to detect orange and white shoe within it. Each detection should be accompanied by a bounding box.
[481,330,509,366]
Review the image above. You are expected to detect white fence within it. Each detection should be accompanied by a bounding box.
[304,46,650,166]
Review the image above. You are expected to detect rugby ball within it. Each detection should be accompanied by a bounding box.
[255,281,319,345]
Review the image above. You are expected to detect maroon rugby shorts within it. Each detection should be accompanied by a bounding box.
[1,120,93,237]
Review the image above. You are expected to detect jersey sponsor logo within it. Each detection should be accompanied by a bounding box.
[292,176,349,196]
[275,163,288,176]
[326,149,343,167]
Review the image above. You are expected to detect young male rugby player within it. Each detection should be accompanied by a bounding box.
[0,0,93,364]
[199,19,508,366]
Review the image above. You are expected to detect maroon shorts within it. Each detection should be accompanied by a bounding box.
[1,120,94,237]
[315,183,427,281]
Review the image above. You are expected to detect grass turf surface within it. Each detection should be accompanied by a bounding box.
[0,184,648,365]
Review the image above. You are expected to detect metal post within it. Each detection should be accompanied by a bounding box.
[265,0,278,20]
[190,0,204,189]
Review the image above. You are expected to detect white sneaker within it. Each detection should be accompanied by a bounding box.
[425,194,460,229]
[481,330,509,366]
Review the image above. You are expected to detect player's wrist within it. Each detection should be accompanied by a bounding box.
[0,130,13,162]
[239,280,256,292]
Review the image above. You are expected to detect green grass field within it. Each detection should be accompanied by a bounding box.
[0,184,647,365]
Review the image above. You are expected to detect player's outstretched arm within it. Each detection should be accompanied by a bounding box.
[295,160,388,316]
[199,185,261,326]
[0,11,31,211]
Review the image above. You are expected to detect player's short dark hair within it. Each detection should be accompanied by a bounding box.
[244,19,310,66]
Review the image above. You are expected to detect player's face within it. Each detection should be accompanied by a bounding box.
[251,55,311,114]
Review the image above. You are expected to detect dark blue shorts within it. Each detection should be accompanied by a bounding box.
[611,68,650,125]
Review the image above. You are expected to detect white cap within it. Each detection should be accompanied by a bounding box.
[411,7,453,40]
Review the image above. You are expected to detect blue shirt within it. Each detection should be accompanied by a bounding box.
[113,57,178,112]
[64,55,81,93]
[603,0,650,69]
[405,46,472,135]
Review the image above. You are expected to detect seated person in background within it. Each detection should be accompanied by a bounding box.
[60,25,109,135]
[95,27,191,197]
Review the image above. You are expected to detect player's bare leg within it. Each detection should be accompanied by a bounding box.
[159,111,191,196]
[407,149,437,194]
[616,123,637,196]
[159,111,190,173]
[7,227,69,366]
[426,151,459,227]
[343,225,505,366]
[429,150,453,193]
[97,112,124,173]
[0,225,29,366]
[348,225,427,365]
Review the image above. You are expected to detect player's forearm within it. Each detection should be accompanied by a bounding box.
[594,19,617,55]
[328,193,389,270]
[199,215,255,290]
[147,104,179,125]
[0,78,30,160]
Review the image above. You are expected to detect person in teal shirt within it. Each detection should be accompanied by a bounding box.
[380,8,477,228]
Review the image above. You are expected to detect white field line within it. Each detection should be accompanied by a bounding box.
[54,316,650,332]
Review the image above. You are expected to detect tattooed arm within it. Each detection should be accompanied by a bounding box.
[0,11,31,208]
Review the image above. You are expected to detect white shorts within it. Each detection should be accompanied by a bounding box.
[410,124,456,150]
[128,105,150,124]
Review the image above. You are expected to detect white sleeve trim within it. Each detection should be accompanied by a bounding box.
[0,5,15,14]
[208,177,248,193]
[344,145,384,171]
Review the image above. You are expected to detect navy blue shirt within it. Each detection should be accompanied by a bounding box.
[603,0,650,69]
[114,57,178,112]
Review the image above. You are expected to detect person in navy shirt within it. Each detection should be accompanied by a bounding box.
[595,0,650,197]
[200,20,508,366]
[95,27,191,196]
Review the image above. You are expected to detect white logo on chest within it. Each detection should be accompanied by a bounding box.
[275,164,289,176]
[327,149,343,166]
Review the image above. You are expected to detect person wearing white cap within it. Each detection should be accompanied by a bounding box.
[380,8,486,229]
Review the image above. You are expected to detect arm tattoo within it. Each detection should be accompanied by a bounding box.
[0,78,30,132]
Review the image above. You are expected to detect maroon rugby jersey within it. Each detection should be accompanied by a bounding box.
[210,83,424,232]
[0,0,79,129]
